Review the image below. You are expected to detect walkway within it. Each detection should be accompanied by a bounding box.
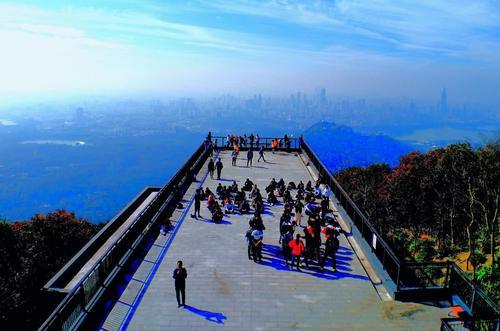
[101,150,447,330]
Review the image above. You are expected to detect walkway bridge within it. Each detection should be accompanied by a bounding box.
[39,136,499,330]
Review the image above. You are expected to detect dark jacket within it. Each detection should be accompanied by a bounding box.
[173,267,187,287]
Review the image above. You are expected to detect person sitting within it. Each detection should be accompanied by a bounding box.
[297,181,305,191]
[252,188,262,202]
[207,193,217,211]
[240,200,250,214]
[305,180,313,192]
[283,189,293,204]
[314,184,322,198]
[265,178,276,194]
[204,187,213,199]
[267,190,278,205]
[212,205,224,223]
[278,178,285,188]
[230,180,239,193]
[277,184,286,197]
[287,181,297,190]
[243,178,254,191]
[250,184,259,198]
[217,186,225,200]
[224,197,235,214]
[235,189,245,205]
[253,199,264,214]
[216,183,224,195]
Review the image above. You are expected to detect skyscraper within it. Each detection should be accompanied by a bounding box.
[440,88,448,113]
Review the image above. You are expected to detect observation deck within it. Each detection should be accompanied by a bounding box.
[39,136,500,331]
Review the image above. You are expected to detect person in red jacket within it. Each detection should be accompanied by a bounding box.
[288,234,305,271]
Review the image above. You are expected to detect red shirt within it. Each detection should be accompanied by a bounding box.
[289,239,305,256]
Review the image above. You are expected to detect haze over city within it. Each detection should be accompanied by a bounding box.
[1,0,500,107]
[1,2,500,331]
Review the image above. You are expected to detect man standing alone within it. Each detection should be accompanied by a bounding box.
[216,158,224,179]
[173,261,187,307]
[193,189,202,218]
[247,148,254,167]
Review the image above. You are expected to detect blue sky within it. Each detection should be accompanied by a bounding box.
[1,0,500,104]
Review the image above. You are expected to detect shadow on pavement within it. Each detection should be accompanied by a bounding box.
[183,305,227,324]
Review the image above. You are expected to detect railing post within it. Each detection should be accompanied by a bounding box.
[396,264,401,290]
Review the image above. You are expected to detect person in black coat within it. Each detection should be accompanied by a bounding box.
[208,159,215,179]
[173,261,188,307]
[193,188,202,218]
[247,148,254,167]
[216,158,224,180]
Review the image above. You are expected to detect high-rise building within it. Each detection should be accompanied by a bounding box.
[319,87,327,106]
[440,88,448,113]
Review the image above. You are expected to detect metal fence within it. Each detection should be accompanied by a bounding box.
[211,135,300,150]
[298,137,402,282]
[39,142,210,331]
[441,318,500,331]
[298,136,499,323]
[38,135,499,330]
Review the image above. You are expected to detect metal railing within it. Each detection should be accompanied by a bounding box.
[39,142,210,331]
[441,318,500,331]
[38,134,499,330]
[298,136,500,322]
[211,135,300,150]
[299,137,402,282]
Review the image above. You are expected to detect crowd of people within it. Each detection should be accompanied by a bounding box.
[197,132,339,272]
[245,177,341,271]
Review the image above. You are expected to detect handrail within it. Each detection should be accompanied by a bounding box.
[299,136,400,263]
[441,317,500,331]
[211,135,300,150]
[39,142,209,330]
[39,134,499,330]
[298,136,500,321]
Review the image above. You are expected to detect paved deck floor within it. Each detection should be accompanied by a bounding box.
[102,150,448,331]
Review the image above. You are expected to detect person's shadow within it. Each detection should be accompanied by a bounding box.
[183,305,227,324]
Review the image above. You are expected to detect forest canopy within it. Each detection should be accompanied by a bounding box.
[334,141,499,304]
[0,210,102,330]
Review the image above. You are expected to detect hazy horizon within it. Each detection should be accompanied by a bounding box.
[1,1,500,107]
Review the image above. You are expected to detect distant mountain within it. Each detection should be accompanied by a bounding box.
[303,121,413,173]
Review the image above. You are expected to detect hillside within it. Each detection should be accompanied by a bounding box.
[303,121,412,172]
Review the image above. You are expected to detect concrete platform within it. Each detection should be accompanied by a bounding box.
[101,150,448,331]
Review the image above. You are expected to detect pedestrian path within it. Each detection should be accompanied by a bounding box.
[102,150,447,331]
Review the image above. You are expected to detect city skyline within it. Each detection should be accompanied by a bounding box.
[1,1,500,106]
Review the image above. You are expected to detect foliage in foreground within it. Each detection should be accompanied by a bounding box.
[0,210,102,330]
[335,141,499,304]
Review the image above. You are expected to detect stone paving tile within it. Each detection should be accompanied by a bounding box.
[108,151,448,331]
